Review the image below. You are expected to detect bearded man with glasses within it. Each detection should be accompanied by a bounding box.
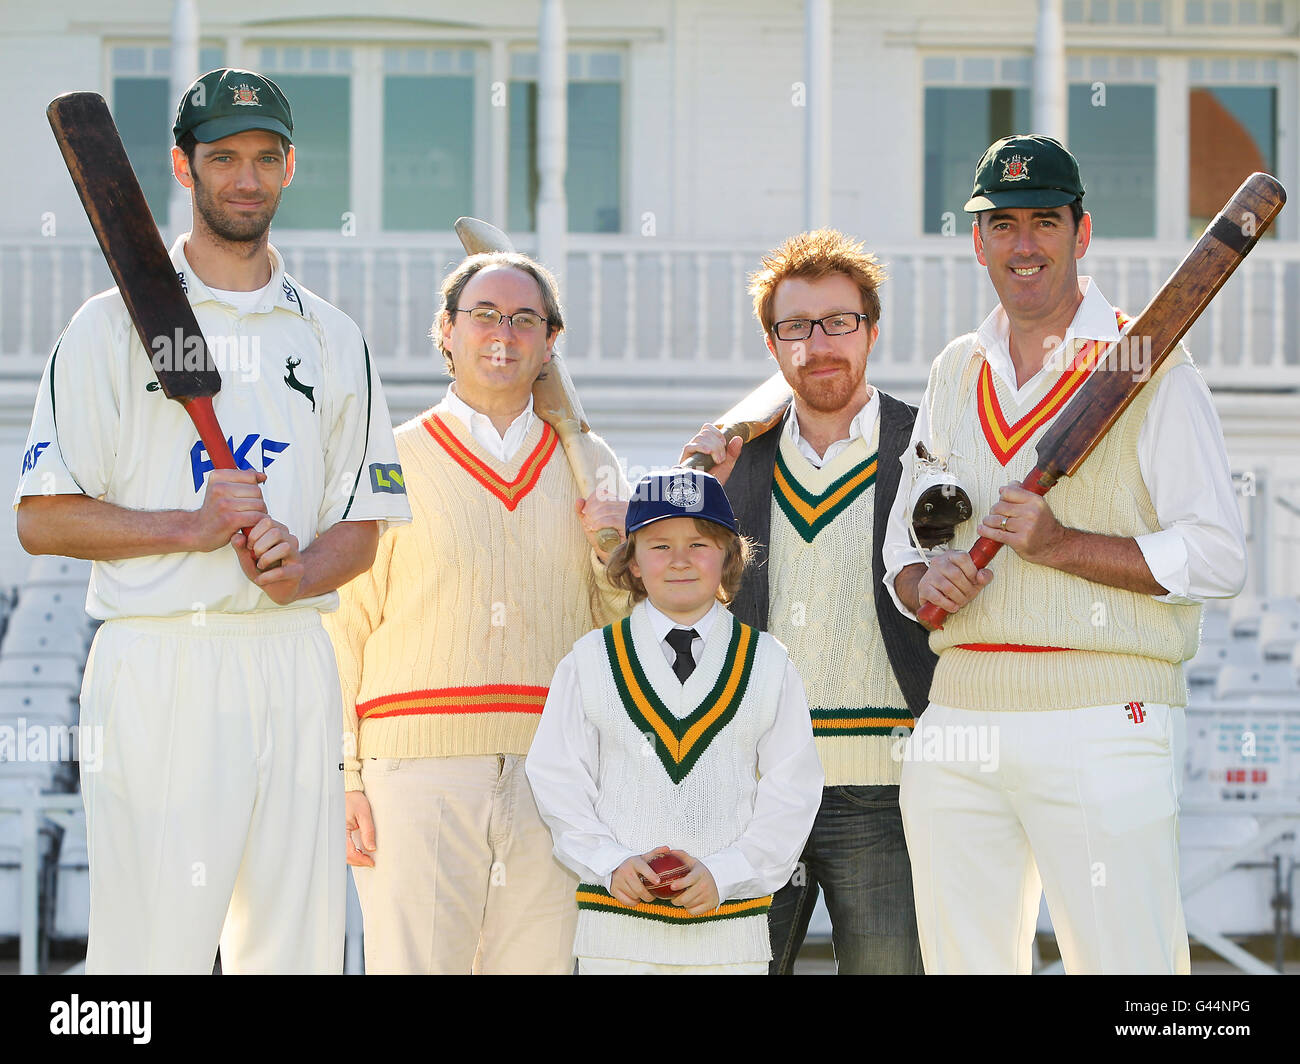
[325,251,631,973]
[683,229,936,974]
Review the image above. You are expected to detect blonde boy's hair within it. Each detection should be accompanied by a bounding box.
[605,519,752,606]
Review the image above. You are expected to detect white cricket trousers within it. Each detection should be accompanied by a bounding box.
[352,753,577,974]
[79,610,345,974]
[899,701,1189,975]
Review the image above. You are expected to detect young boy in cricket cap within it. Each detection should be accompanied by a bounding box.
[527,469,823,974]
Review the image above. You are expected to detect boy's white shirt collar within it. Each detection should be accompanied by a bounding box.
[442,383,535,462]
[785,387,879,469]
[975,276,1120,403]
[644,600,720,650]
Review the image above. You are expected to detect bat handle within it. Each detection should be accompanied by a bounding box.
[916,465,1056,631]
[184,396,257,540]
[681,450,716,472]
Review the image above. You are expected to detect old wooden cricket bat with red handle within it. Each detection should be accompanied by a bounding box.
[47,91,256,538]
[917,172,1285,630]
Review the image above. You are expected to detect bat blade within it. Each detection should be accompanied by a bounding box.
[47,91,221,403]
[455,216,516,255]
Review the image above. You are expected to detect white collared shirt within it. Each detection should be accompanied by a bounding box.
[643,600,720,667]
[882,277,1247,616]
[785,388,880,468]
[442,384,535,462]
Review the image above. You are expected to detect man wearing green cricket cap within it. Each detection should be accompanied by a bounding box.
[15,67,411,973]
[882,134,1245,973]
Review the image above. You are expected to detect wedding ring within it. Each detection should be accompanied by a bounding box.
[1000,515,1009,529]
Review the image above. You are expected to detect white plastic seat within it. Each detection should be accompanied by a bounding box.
[1214,663,1299,701]
[1185,639,1261,685]
[2,592,93,659]
[0,657,82,690]
[1257,614,1300,660]
[1,688,77,727]
[23,556,92,588]
[1227,595,1300,639]
[52,815,88,941]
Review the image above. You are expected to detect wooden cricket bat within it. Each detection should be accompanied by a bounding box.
[454,217,621,553]
[917,171,1286,630]
[680,371,793,471]
[46,91,254,537]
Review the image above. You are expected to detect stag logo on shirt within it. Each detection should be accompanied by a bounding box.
[21,441,50,474]
[190,434,289,491]
[284,357,315,411]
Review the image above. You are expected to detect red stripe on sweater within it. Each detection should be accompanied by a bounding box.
[423,414,557,510]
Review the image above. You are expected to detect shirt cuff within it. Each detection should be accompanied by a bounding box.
[1136,527,1196,604]
[883,558,926,623]
[699,848,752,903]
[592,845,639,892]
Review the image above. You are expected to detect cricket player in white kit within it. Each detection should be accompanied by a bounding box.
[13,69,411,974]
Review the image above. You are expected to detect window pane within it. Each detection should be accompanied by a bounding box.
[509,80,622,233]
[567,82,621,232]
[113,77,172,224]
[382,75,474,230]
[508,81,538,232]
[1189,86,1276,235]
[269,75,350,230]
[1067,83,1156,236]
[923,87,1031,234]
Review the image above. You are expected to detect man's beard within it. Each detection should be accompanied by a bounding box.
[792,360,862,413]
[191,171,280,243]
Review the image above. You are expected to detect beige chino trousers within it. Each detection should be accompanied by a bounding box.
[352,753,577,974]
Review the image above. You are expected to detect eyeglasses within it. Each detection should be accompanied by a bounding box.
[452,307,549,333]
[771,312,871,342]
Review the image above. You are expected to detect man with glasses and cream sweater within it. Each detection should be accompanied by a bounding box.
[326,251,630,974]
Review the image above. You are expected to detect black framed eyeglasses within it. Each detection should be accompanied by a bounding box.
[771,312,870,342]
[452,307,549,333]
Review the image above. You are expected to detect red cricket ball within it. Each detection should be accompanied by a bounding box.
[639,853,691,900]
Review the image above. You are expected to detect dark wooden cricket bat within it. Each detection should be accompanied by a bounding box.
[47,91,252,535]
[917,172,1285,630]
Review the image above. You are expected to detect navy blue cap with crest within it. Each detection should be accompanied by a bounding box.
[625,469,737,536]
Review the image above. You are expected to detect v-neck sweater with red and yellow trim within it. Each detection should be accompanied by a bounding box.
[325,403,630,790]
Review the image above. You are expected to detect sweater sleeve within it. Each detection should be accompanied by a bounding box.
[322,520,396,792]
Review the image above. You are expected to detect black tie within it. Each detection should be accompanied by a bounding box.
[665,628,698,683]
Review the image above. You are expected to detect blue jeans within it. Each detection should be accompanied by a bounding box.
[768,786,923,975]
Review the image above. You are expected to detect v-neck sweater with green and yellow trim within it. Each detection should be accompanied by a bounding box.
[325,405,630,791]
[768,426,912,785]
[568,602,789,965]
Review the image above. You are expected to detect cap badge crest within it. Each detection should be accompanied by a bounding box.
[232,84,261,107]
[1001,154,1030,182]
[665,475,703,509]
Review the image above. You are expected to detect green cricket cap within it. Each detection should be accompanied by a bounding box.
[173,68,293,145]
[963,134,1084,213]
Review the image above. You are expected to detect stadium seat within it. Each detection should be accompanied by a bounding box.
[1257,614,1300,660]
[23,557,91,588]
[1227,595,1300,639]
[2,593,94,660]
[0,688,77,729]
[1213,663,1299,701]
[0,657,82,691]
[52,815,88,942]
[1185,639,1262,685]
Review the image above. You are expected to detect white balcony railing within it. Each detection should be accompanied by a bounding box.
[2,234,1297,390]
